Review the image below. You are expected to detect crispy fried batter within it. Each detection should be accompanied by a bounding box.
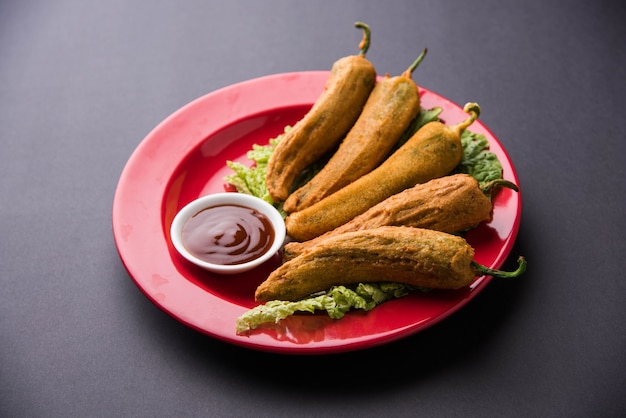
[255,226,476,302]
[282,73,420,212]
[284,174,492,259]
[266,56,376,202]
[284,104,480,241]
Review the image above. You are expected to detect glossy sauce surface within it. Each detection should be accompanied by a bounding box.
[182,204,275,265]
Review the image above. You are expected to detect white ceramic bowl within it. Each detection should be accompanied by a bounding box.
[170,193,286,274]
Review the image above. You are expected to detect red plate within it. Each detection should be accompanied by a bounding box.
[112,71,521,354]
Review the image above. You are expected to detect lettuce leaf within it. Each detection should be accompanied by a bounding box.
[454,130,503,185]
[224,127,288,215]
[236,283,416,334]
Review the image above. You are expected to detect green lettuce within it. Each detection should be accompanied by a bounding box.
[454,130,503,185]
[236,282,416,333]
[224,127,288,212]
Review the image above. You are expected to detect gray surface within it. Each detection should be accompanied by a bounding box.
[1,1,625,417]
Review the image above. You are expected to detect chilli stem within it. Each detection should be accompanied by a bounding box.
[354,22,371,56]
[481,178,519,197]
[402,48,428,78]
[455,102,481,133]
[472,256,527,279]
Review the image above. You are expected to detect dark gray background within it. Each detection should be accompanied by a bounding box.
[1,1,624,417]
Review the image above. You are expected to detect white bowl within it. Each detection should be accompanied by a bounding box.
[170,193,286,274]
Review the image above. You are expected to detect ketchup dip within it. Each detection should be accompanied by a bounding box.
[181,204,275,265]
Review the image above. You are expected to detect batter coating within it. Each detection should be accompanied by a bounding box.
[266,52,376,201]
[255,226,476,302]
[284,174,493,259]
